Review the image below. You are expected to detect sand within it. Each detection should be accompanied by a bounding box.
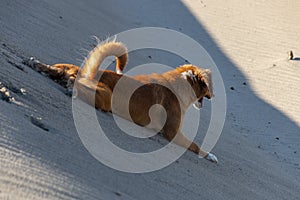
[0,0,299,199]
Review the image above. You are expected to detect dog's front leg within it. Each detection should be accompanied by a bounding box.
[165,130,218,163]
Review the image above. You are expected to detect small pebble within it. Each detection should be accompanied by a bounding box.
[0,84,13,102]
[288,50,294,60]
[114,192,122,196]
[30,116,49,132]
[20,88,26,95]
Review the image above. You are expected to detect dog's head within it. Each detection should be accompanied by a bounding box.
[179,65,213,109]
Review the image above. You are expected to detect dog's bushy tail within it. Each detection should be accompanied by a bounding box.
[80,41,128,79]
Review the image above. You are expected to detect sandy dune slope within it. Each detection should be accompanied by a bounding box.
[0,0,299,199]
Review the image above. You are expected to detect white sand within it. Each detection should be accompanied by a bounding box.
[0,0,299,199]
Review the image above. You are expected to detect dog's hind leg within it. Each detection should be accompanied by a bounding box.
[25,58,80,94]
[26,57,64,76]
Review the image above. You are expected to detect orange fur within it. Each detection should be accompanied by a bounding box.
[27,41,217,162]
[78,41,214,158]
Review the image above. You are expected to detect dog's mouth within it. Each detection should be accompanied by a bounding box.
[193,98,203,110]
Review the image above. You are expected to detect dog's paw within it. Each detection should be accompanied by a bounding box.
[204,153,218,163]
[65,87,75,97]
[23,57,40,67]
[116,69,123,75]
[65,90,73,97]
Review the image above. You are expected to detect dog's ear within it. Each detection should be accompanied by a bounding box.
[181,70,197,82]
[181,68,213,98]
[198,69,213,98]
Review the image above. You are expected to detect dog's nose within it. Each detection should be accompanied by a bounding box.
[206,94,213,99]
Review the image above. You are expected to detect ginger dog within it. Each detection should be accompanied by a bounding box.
[27,41,218,163]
